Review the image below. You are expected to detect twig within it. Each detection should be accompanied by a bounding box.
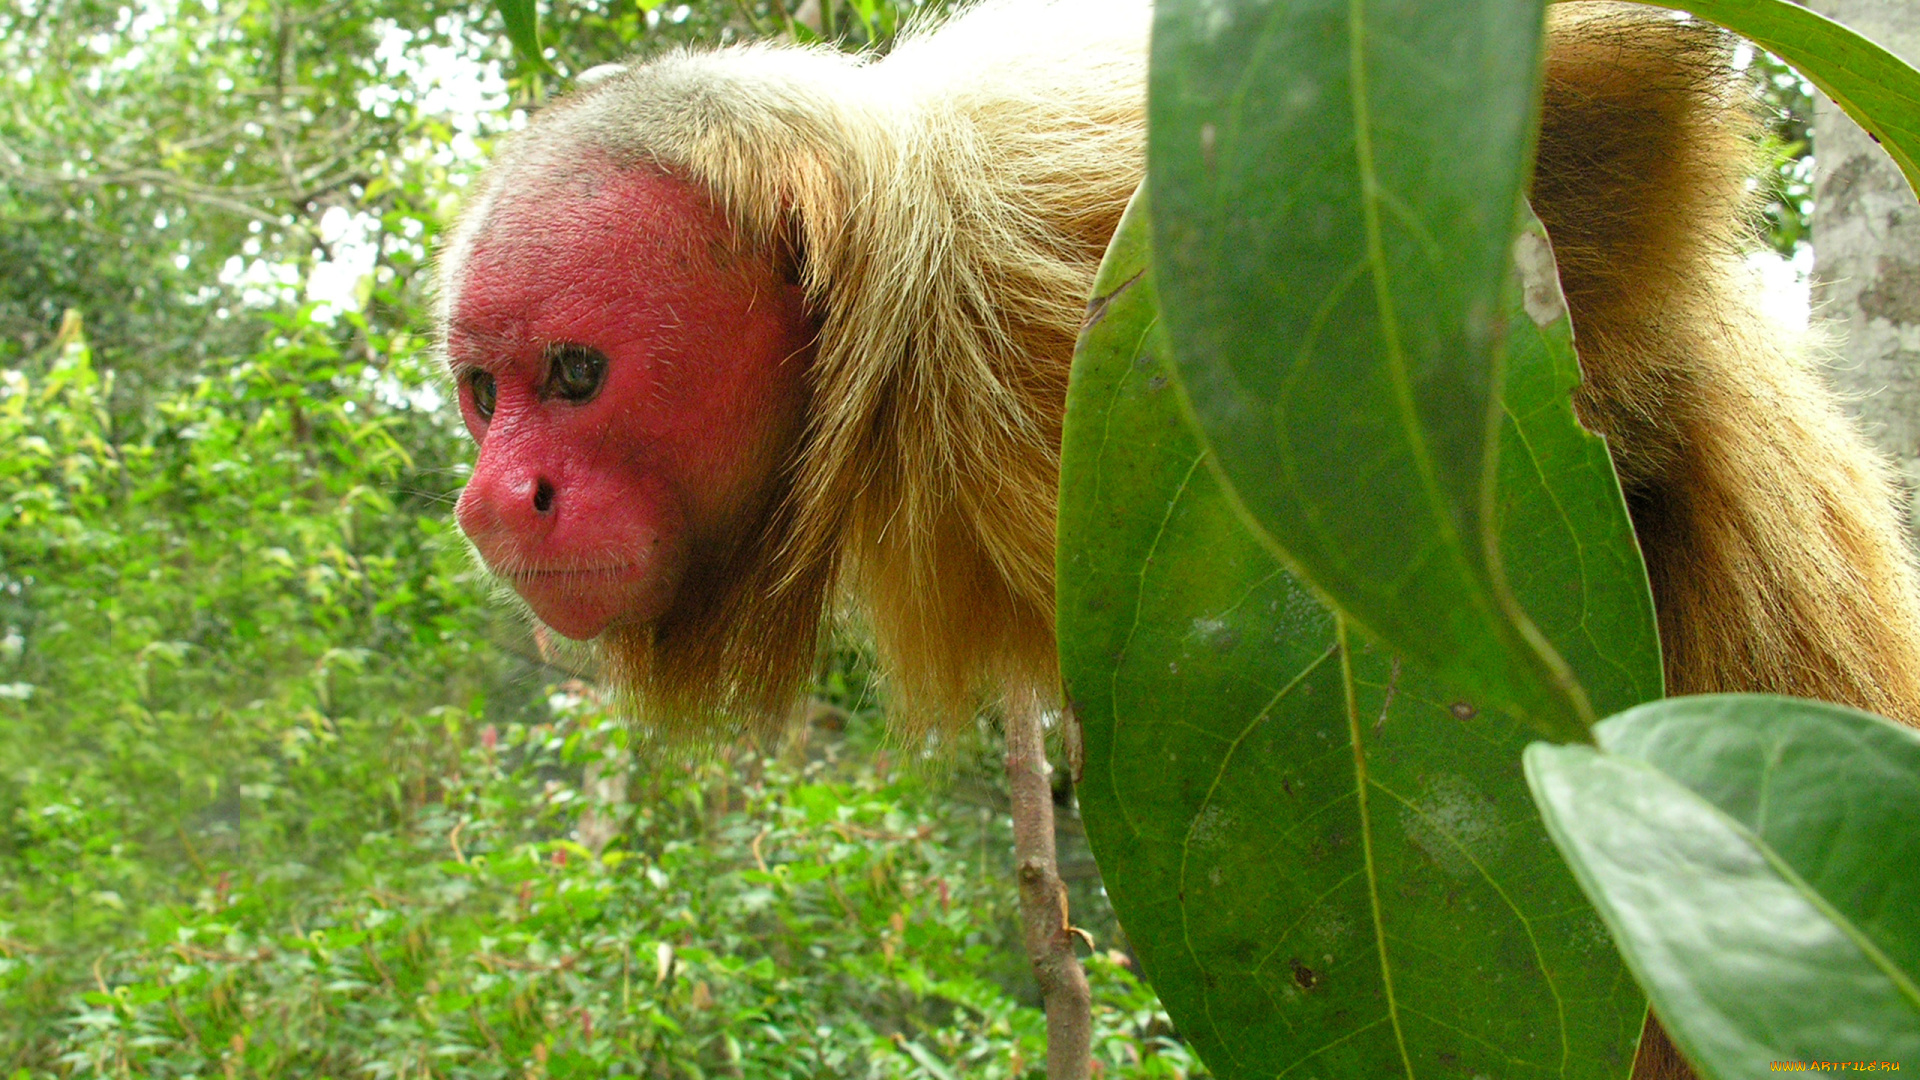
[176,824,211,878]
[168,994,205,1053]
[470,1005,504,1057]
[730,0,770,35]
[474,951,577,973]
[1004,689,1092,1080]
[818,858,859,923]
[360,938,397,992]
[168,944,271,964]
[767,0,796,37]
[828,821,931,844]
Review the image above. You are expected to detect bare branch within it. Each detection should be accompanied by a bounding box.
[1005,689,1092,1080]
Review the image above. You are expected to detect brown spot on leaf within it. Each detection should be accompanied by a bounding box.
[1289,958,1318,990]
[1080,268,1146,333]
[1450,701,1478,721]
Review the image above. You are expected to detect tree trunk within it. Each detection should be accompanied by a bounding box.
[1810,1,1920,539]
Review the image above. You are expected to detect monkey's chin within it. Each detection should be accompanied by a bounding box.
[509,565,666,641]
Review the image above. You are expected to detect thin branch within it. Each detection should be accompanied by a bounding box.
[768,0,797,37]
[0,149,291,226]
[731,0,771,35]
[1005,689,1092,1080]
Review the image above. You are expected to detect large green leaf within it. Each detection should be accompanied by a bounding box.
[1491,211,1661,723]
[1526,696,1920,1078]
[1148,0,1590,741]
[1634,0,1920,198]
[1059,193,1659,1079]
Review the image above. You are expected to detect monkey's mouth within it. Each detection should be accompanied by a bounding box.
[511,565,635,581]
[504,563,658,640]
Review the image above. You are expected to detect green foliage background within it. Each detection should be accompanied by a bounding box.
[0,0,1818,1073]
[0,0,1197,1074]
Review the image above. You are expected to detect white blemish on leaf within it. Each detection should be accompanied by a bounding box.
[1298,902,1350,952]
[1193,0,1232,41]
[1400,774,1505,879]
[1286,79,1317,111]
[1512,228,1569,329]
[1190,803,1234,852]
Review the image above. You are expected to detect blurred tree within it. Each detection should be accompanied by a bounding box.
[1809,1,1920,539]
[0,0,508,396]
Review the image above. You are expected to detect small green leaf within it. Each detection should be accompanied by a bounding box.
[1149,0,1590,741]
[896,1038,959,1080]
[496,0,556,75]
[1526,696,1920,1078]
[1639,0,1920,198]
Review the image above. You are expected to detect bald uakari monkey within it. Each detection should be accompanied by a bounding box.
[435,3,1920,1077]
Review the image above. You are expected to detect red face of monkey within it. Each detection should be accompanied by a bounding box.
[445,165,815,641]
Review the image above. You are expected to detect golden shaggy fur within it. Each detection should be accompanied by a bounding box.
[1538,7,1920,724]
[446,1,1920,739]
[452,0,1149,731]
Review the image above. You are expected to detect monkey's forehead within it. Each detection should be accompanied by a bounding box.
[439,165,768,336]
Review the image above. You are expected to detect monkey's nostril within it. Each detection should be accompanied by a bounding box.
[533,479,556,514]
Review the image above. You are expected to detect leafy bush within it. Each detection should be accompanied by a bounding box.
[24,689,1198,1078]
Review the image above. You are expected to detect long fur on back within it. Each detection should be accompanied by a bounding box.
[443,1,1920,770]
[1538,4,1920,726]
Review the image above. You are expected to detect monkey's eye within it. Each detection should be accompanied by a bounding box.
[466,370,498,420]
[543,342,610,404]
